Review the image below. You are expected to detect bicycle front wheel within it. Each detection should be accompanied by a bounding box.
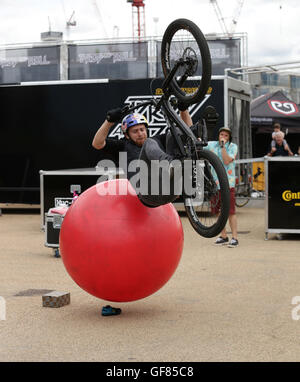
[161,18,211,105]
[184,149,230,238]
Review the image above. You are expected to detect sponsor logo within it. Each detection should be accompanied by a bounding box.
[268,99,298,115]
[282,190,300,206]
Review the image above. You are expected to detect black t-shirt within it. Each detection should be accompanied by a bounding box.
[103,135,167,179]
[272,142,288,156]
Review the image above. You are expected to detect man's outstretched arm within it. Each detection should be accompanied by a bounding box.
[92,120,114,150]
[92,107,124,150]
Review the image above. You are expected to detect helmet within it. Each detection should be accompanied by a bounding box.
[121,113,148,134]
[218,127,232,141]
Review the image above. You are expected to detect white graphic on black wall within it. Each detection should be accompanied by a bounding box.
[108,94,210,139]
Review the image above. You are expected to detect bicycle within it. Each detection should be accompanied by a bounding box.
[235,164,265,208]
[120,18,230,238]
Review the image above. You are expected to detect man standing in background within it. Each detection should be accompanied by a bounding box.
[205,127,239,248]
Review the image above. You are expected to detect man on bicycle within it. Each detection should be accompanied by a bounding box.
[92,105,192,207]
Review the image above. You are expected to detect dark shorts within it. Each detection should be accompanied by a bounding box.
[134,138,179,208]
[211,187,236,216]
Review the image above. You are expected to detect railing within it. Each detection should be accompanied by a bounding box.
[235,157,265,207]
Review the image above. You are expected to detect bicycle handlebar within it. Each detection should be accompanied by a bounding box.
[121,100,156,116]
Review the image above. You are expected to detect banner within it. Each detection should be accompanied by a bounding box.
[156,39,241,76]
[0,46,60,83]
[68,43,148,80]
[268,160,300,229]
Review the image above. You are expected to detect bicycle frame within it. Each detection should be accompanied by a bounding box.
[124,95,200,155]
[123,95,202,160]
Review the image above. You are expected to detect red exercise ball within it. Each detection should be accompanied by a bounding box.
[59,179,184,302]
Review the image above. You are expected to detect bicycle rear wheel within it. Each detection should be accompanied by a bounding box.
[235,196,250,208]
[184,149,230,238]
[161,18,211,105]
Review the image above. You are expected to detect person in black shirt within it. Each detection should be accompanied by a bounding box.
[267,131,293,157]
[92,106,193,207]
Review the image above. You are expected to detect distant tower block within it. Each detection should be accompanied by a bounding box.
[127,0,146,41]
[41,31,63,42]
[41,17,63,42]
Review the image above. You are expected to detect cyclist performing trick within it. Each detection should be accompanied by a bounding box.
[92,103,193,207]
[92,18,230,239]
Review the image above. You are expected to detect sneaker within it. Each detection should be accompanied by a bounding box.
[214,236,229,245]
[228,238,239,248]
[101,305,122,316]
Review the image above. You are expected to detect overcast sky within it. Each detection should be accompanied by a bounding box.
[0,0,299,67]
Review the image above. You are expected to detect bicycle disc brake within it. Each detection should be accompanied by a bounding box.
[182,47,198,76]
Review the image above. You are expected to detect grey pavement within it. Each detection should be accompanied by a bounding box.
[0,204,300,362]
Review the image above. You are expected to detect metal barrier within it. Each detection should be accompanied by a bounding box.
[235,157,265,207]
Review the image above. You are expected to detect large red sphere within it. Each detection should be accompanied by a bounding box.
[59,179,184,302]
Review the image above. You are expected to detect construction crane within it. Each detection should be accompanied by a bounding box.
[210,0,229,36]
[210,0,244,38]
[230,0,244,35]
[127,0,146,41]
[66,11,76,27]
[91,0,108,38]
[60,1,76,29]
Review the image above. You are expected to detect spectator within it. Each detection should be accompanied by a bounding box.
[271,122,284,139]
[271,123,287,151]
[268,131,293,156]
[205,127,239,248]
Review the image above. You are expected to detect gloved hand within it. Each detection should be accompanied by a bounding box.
[106,107,123,123]
[177,101,189,112]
